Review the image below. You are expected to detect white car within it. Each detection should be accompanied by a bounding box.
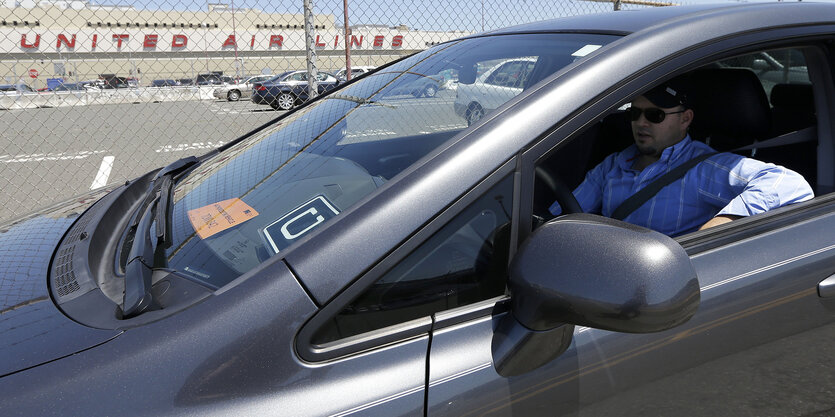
[454,57,537,125]
[335,66,376,81]
[213,74,275,101]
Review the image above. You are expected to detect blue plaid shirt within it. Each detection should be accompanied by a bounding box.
[549,136,814,236]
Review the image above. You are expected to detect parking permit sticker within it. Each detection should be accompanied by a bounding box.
[187,198,259,239]
[571,44,602,57]
[263,195,339,253]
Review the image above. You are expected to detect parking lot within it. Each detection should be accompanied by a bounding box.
[0,99,279,223]
[0,92,460,223]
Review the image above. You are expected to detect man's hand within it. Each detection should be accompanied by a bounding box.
[699,215,743,230]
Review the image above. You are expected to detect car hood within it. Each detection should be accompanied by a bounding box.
[0,190,120,377]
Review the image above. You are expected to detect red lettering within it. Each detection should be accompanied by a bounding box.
[392,35,403,48]
[92,34,98,49]
[172,34,187,48]
[350,35,363,48]
[269,35,283,48]
[373,35,384,47]
[334,35,339,47]
[315,35,325,47]
[20,34,40,49]
[222,35,236,48]
[112,34,129,48]
[250,35,255,48]
[143,34,158,48]
[56,34,76,49]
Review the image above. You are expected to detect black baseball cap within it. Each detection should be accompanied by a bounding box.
[642,76,690,109]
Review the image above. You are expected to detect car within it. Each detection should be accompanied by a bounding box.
[151,79,181,87]
[384,72,445,98]
[194,73,227,86]
[48,82,87,91]
[335,65,376,81]
[2,3,835,415]
[251,70,341,110]
[212,74,274,101]
[0,83,36,94]
[454,57,537,125]
[177,78,195,86]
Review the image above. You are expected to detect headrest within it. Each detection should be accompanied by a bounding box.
[688,68,772,151]
[770,83,814,112]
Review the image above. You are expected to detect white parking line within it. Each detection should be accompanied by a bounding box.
[90,155,115,190]
[0,150,105,163]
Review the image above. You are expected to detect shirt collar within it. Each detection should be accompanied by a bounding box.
[618,135,693,171]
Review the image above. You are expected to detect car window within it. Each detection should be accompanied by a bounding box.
[289,72,306,81]
[485,59,535,88]
[716,48,810,98]
[312,175,513,343]
[531,45,820,239]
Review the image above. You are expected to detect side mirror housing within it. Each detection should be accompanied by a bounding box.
[492,214,699,376]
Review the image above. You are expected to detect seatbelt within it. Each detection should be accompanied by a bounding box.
[610,125,817,221]
[611,152,716,221]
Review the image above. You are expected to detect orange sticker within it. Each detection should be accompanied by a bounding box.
[187,198,259,239]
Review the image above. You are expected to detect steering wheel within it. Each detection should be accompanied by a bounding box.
[534,165,582,217]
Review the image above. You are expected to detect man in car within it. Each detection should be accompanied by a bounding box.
[549,79,814,236]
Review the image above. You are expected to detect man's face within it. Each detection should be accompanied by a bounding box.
[630,95,693,157]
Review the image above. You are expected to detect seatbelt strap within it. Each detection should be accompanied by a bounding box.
[611,152,716,221]
[610,125,817,221]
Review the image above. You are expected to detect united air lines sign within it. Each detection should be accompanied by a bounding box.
[0,28,446,54]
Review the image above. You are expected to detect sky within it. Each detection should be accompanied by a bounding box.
[91,0,825,32]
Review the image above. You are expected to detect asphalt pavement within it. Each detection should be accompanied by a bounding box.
[0,99,280,223]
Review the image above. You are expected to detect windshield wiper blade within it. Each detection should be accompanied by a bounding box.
[123,196,158,318]
[122,156,198,318]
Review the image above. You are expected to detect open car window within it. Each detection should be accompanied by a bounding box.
[533,45,822,239]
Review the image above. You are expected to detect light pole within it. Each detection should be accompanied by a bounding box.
[303,0,319,99]
[230,0,240,79]
[343,0,351,81]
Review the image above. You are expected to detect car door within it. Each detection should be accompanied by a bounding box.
[426,39,835,416]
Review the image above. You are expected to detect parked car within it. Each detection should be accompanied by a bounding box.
[335,65,376,81]
[251,70,341,110]
[384,71,445,98]
[454,57,537,125]
[177,78,195,86]
[212,74,274,101]
[3,3,835,416]
[151,79,181,87]
[100,76,132,89]
[194,73,226,86]
[48,82,87,92]
[0,83,36,94]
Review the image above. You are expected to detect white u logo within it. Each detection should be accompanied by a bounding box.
[280,207,325,240]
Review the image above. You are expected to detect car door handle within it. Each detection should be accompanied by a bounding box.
[818,273,835,298]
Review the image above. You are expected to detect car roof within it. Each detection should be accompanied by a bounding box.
[469,3,835,38]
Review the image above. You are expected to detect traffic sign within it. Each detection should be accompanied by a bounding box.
[28,69,38,78]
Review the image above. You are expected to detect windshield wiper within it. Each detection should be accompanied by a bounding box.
[326,94,397,108]
[122,156,198,318]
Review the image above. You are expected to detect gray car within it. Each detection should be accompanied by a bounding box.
[212,74,275,101]
[2,3,835,415]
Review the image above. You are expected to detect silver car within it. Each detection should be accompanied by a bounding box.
[213,74,275,101]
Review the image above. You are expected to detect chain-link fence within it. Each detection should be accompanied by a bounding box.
[0,0,682,224]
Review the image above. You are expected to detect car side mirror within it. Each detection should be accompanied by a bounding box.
[492,214,700,377]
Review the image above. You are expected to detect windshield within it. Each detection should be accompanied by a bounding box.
[164,33,618,288]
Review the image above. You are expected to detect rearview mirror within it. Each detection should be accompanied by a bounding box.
[492,214,699,376]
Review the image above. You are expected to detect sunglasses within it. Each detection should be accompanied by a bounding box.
[629,106,686,124]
